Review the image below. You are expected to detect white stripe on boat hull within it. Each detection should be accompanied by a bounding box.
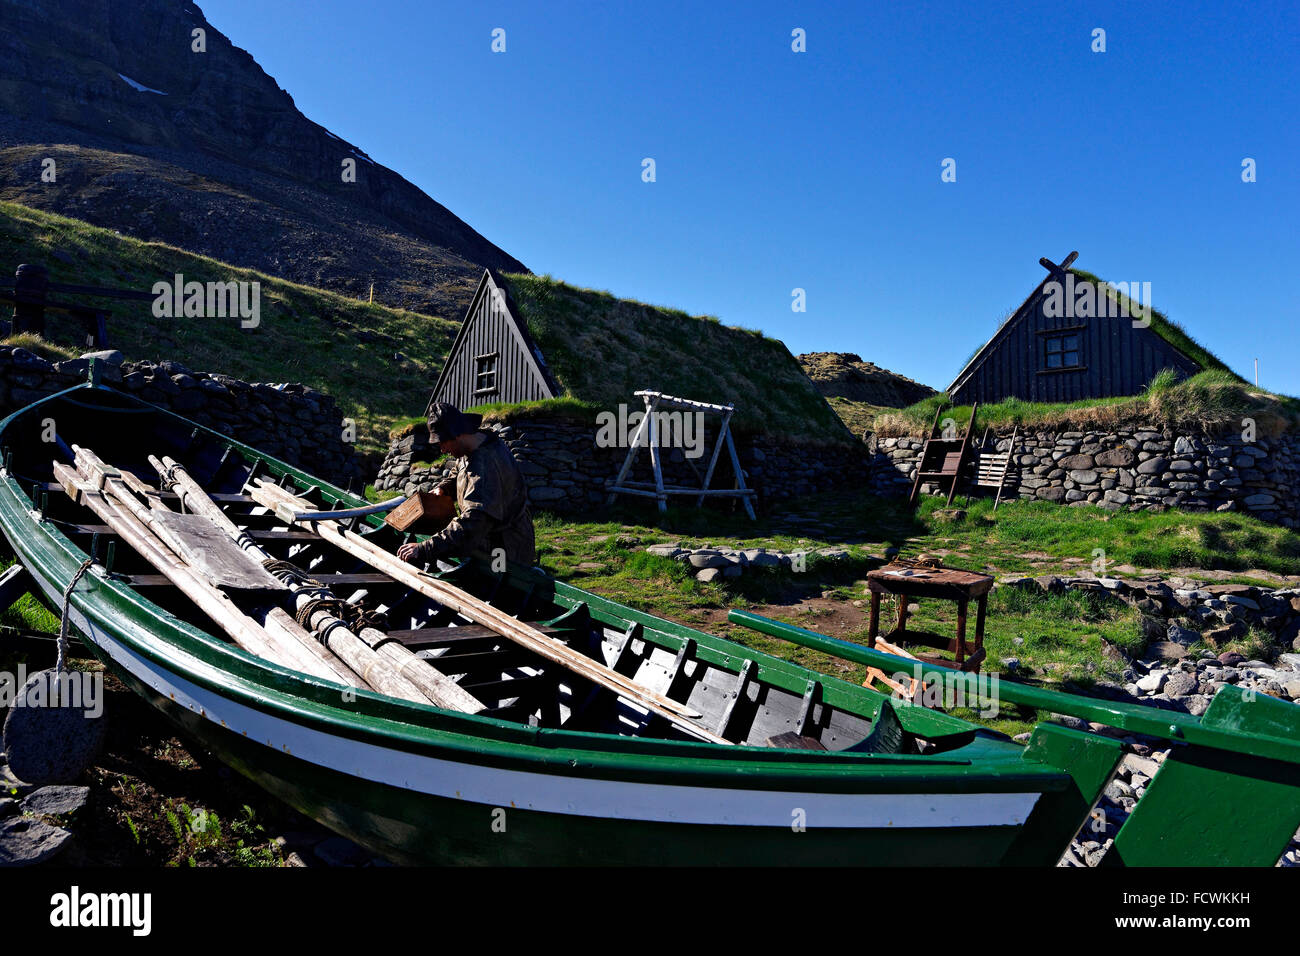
[31,563,1040,829]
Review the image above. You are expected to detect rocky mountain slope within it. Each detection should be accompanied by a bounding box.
[798,352,936,408]
[0,0,525,316]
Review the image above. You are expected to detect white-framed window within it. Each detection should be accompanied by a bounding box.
[474,352,499,395]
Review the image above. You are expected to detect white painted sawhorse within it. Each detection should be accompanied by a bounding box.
[605,390,757,519]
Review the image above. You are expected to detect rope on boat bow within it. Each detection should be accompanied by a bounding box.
[261,558,391,638]
[57,558,96,675]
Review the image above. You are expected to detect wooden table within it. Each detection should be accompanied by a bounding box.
[865,565,995,672]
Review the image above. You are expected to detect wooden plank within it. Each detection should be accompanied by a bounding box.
[765,731,828,751]
[38,482,250,503]
[53,461,343,683]
[717,658,755,740]
[149,510,290,595]
[0,563,35,609]
[149,454,485,713]
[58,522,318,541]
[388,624,512,647]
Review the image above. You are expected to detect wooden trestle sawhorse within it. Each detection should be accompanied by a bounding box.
[605,390,757,519]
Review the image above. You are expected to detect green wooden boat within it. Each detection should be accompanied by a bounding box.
[0,375,1297,866]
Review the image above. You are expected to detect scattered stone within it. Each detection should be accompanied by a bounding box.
[1163,672,1198,698]
[1150,641,1189,661]
[80,349,125,366]
[695,567,722,584]
[1136,671,1166,693]
[20,785,90,818]
[1125,755,1161,778]
[687,550,728,570]
[1166,622,1198,646]
[1051,714,1088,731]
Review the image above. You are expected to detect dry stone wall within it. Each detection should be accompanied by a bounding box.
[865,426,1300,527]
[375,416,865,513]
[0,347,361,485]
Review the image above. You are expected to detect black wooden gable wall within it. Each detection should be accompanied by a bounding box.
[428,271,557,414]
[948,270,1202,406]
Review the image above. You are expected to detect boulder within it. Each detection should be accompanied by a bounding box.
[0,816,72,866]
[1163,671,1198,698]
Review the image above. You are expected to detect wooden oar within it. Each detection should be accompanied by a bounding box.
[150,455,484,715]
[248,479,732,744]
[53,461,340,682]
[74,447,462,706]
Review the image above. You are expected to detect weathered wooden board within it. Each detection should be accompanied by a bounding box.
[150,510,289,596]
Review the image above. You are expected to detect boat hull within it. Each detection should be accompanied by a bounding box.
[12,530,1042,866]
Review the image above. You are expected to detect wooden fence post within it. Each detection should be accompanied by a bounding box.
[12,263,48,337]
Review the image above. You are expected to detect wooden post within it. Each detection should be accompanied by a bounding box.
[909,404,945,505]
[646,394,667,513]
[955,598,968,666]
[695,409,730,507]
[867,590,881,647]
[605,400,654,506]
[721,421,756,519]
[12,263,48,337]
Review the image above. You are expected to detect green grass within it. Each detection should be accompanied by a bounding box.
[2,332,79,362]
[0,201,461,457]
[911,495,1300,577]
[874,369,1300,437]
[526,490,1300,723]
[500,272,855,444]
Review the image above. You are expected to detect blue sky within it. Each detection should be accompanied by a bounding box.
[199,0,1299,394]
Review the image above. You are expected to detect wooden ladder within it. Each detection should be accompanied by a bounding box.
[970,425,1019,511]
[908,402,978,506]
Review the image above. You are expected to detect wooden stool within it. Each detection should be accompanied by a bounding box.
[865,564,994,672]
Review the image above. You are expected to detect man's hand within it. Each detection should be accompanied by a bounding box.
[397,541,425,563]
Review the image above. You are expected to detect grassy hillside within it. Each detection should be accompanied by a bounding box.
[501,273,852,444]
[0,201,459,456]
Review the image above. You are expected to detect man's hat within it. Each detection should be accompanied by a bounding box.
[427,402,483,443]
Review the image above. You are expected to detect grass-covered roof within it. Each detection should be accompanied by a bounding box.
[1067,268,1240,380]
[497,273,853,444]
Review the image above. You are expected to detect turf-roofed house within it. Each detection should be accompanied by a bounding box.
[947,251,1236,406]
[375,270,863,509]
